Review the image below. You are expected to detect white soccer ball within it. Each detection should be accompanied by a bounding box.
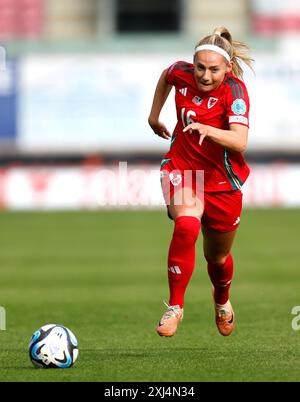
[29,324,79,368]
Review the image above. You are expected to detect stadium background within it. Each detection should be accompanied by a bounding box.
[0,0,300,382]
[0,0,300,208]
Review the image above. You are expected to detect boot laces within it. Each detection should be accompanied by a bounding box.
[162,300,182,319]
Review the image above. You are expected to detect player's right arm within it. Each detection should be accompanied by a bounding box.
[148,69,173,140]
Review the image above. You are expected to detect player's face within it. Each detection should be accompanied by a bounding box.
[194,51,232,93]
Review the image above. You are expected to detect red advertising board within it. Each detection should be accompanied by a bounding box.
[251,0,300,35]
[0,0,43,40]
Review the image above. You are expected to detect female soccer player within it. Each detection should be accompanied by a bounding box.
[148,27,254,337]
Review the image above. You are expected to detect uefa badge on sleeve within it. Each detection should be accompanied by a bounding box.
[231,99,247,115]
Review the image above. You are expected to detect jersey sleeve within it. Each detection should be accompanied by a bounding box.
[225,78,250,127]
[165,61,194,87]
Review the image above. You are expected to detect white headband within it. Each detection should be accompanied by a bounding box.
[194,44,231,62]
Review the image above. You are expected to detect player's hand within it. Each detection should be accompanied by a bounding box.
[148,119,171,140]
[183,123,210,146]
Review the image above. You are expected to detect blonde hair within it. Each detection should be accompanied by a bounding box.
[196,27,254,79]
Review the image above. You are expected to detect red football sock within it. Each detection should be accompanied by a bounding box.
[168,216,201,308]
[207,254,234,305]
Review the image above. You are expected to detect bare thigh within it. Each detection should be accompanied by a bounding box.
[167,186,204,220]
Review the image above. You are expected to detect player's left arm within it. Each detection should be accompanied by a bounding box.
[183,123,248,153]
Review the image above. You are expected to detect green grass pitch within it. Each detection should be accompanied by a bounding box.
[0,209,300,382]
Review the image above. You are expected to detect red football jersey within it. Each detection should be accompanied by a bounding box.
[163,60,250,192]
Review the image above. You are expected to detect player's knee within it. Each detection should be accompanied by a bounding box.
[204,253,228,266]
[174,216,200,244]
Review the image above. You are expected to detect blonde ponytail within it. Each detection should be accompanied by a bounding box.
[196,27,254,79]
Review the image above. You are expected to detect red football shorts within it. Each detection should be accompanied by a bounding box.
[160,161,243,233]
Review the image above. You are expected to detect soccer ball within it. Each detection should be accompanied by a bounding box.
[29,324,79,368]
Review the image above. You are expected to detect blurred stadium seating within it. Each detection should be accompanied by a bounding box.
[0,0,300,209]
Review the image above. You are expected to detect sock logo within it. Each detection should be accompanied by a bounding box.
[168,266,182,274]
[233,217,240,226]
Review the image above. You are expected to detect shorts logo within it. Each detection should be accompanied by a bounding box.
[231,99,247,115]
[169,173,182,187]
[208,97,218,109]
